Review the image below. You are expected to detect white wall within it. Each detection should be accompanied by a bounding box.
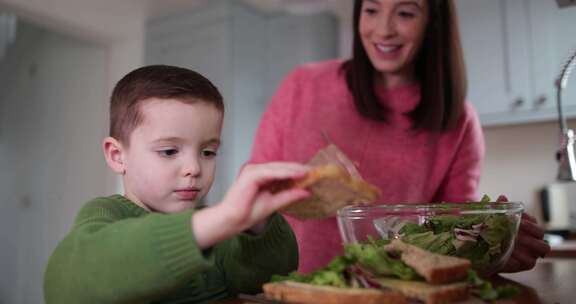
[0,22,109,304]
[328,0,353,58]
[480,120,576,218]
[0,0,146,195]
[0,0,143,43]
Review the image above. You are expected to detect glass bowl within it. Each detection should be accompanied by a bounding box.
[337,202,524,276]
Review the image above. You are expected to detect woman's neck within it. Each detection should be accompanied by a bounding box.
[375,69,417,89]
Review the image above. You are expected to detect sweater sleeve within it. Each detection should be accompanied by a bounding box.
[214,213,298,295]
[434,103,485,202]
[250,68,302,163]
[44,199,211,304]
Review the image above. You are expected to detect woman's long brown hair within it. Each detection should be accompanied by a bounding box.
[341,0,467,131]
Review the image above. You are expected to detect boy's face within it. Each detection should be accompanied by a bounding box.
[121,98,223,213]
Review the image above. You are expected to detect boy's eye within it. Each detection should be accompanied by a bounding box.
[202,149,218,158]
[158,149,179,157]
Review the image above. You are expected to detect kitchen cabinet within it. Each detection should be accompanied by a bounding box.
[145,0,337,200]
[457,0,576,126]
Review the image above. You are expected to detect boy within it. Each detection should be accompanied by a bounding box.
[44,65,310,303]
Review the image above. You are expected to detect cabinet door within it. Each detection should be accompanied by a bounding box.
[457,0,530,124]
[503,0,533,115]
[265,13,338,99]
[456,0,576,126]
[146,19,229,92]
[528,0,576,113]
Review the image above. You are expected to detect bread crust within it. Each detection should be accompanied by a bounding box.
[262,281,407,304]
[276,164,381,219]
[375,278,469,304]
[384,240,471,284]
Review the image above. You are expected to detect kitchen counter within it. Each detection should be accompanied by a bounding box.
[216,258,576,304]
[496,258,576,304]
[548,240,576,258]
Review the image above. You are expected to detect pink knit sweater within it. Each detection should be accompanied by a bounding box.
[249,60,485,273]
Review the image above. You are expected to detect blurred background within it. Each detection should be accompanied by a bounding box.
[0,0,575,302]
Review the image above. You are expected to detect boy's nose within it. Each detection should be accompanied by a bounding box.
[183,158,201,177]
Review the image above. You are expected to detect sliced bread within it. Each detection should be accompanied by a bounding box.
[262,281,406,304]
[384,239,471,284]
[272,164,380,219]
[375,277,469,304]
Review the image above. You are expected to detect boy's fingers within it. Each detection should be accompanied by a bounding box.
[246,163,309,179]
[251,162,309,171]
[237,163,309,190]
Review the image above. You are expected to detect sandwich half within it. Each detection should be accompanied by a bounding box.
[263,281,407,304]
[264,240,472,304]
[384,239,471,284]
[278,164,380,219]
[268,143,381,220]
[374,278,468,304]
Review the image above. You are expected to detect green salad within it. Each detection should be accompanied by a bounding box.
[272,237,518,301]
[397,195,517,270]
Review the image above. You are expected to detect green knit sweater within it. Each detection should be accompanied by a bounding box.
[44,195,298,304]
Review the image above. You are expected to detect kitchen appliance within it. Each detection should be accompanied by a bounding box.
[540,183,576,233]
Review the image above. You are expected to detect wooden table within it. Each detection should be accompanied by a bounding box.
[496,258,576,304]
[548,240,576,258]
[217,258,576,304]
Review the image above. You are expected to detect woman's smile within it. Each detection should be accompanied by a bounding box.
[373,42,403,59]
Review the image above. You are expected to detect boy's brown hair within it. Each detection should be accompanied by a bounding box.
[109,65,224,145]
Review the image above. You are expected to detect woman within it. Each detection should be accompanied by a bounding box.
[250,0,549,273]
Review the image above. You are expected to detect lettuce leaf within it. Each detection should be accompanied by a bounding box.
[401,231,455,255]
[467,270,519,300]
[399,206,514,269]
[271,255,354,287]
[480,215,513,259]
[345,243,419,280]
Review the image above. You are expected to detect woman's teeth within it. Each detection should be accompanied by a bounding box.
[376,44,401,53]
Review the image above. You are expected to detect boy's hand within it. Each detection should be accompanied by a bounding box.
[192,162,310,249]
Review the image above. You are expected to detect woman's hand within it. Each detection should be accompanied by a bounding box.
[501,212,551,273]
[192,162,310,249]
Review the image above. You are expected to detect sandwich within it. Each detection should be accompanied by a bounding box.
[263,281,407,304]
[263,239,517,304]
[382,239,471,284]
[269,144,381,220]
[372,240,471,304]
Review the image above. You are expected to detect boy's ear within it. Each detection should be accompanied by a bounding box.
[103,137,126,174]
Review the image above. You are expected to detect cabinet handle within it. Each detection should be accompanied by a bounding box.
[535,95,547,106]
[512,97,524,108]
